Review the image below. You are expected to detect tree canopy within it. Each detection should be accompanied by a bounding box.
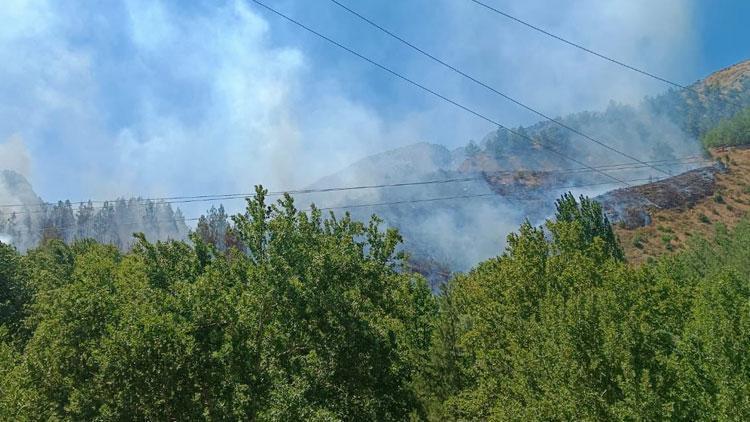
[702,107,750,148]
[1,189,750,420]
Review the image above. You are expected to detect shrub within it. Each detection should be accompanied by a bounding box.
[661,234,675,244]
[632,232,645,249]
[701,107,750,148]
[657,225,674,233]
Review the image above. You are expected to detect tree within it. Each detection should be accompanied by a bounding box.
[0,242,27,335]
[464,140,481,157]
[702,107,750,148]
[8,185,750,420]
[195,205,235,252]
[230,186,434,420]
[3,186,434,420]
[552,192,624,261]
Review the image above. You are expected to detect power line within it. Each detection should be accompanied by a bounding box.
[328,0,673,177]
[247,0,632,190]
[466,0,747,109]
[0,177,472,210]
[13,174,670,236]
[0,156,711,217]
[315,175,667,212]
[0,156,710,220]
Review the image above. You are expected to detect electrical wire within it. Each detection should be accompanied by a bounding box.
[466,0,747,109]
[247,0,632,190]
[14,173,672,236]
[0,156,712,219]
[328,0,674,176]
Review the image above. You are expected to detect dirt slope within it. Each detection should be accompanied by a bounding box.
[615,147,750,264]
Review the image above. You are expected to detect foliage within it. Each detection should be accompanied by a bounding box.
[195,204,244,252]
[3,191,750,420]
[553,192,625,261]
[702,107,750,148]
[464,140,481,158]
[0,242,28,335]
[420,195,750,420]
[0,187,434,420]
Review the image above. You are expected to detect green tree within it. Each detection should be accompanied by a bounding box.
[464,140,481,157]
[3,186,433,420]
[0,242,27,334]
[702,107,750,148]
[553,192,624,261]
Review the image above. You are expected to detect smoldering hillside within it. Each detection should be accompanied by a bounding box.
[297,67,750,282]
[1,61,748,281]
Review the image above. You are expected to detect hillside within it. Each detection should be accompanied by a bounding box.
[0,170,190,251]
[305,60,750,280]
[612,146,750,263]
[698,60,750,92]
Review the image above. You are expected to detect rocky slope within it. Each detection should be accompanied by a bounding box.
[596,162,725,229]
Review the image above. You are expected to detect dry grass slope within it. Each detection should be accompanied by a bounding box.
[699,59,750,92]
[617,147,750,263]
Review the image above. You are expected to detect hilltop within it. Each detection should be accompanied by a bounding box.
[0,170,43,208]
[698,60,750,92]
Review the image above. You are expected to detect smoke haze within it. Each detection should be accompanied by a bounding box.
[0,0,702,206]
[1,0,744,273]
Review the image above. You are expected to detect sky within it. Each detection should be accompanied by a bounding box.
[0,0,747,217]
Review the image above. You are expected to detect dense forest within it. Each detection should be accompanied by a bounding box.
[0,168,189,252]
[0,198,189,252]
[474,78,750,166]
[702,107,750,148]
[2,185,750,420]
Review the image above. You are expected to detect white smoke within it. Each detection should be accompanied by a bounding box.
[0,135,31,177]
[0,0,707,270]
[0,0,701,206]
[0,234,11,245]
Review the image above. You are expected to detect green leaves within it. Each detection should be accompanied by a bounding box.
[0,242,27,334]
[0,186,431,420]
[552,192,624,262]
[423,196,750,420]
[4,189,750,420]
[702,107,750,148]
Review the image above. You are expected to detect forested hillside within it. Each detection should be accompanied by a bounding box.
[473,63,750,168]
[0,171,189,251]
[609,107,750,263]
[2,62,748,274]
[304,60,750,279]
[2,187,750,420]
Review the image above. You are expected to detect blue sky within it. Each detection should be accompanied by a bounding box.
[0,0,747,215]
[694,0,750,74]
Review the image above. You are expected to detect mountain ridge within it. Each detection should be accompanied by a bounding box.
[303,59,750,281]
